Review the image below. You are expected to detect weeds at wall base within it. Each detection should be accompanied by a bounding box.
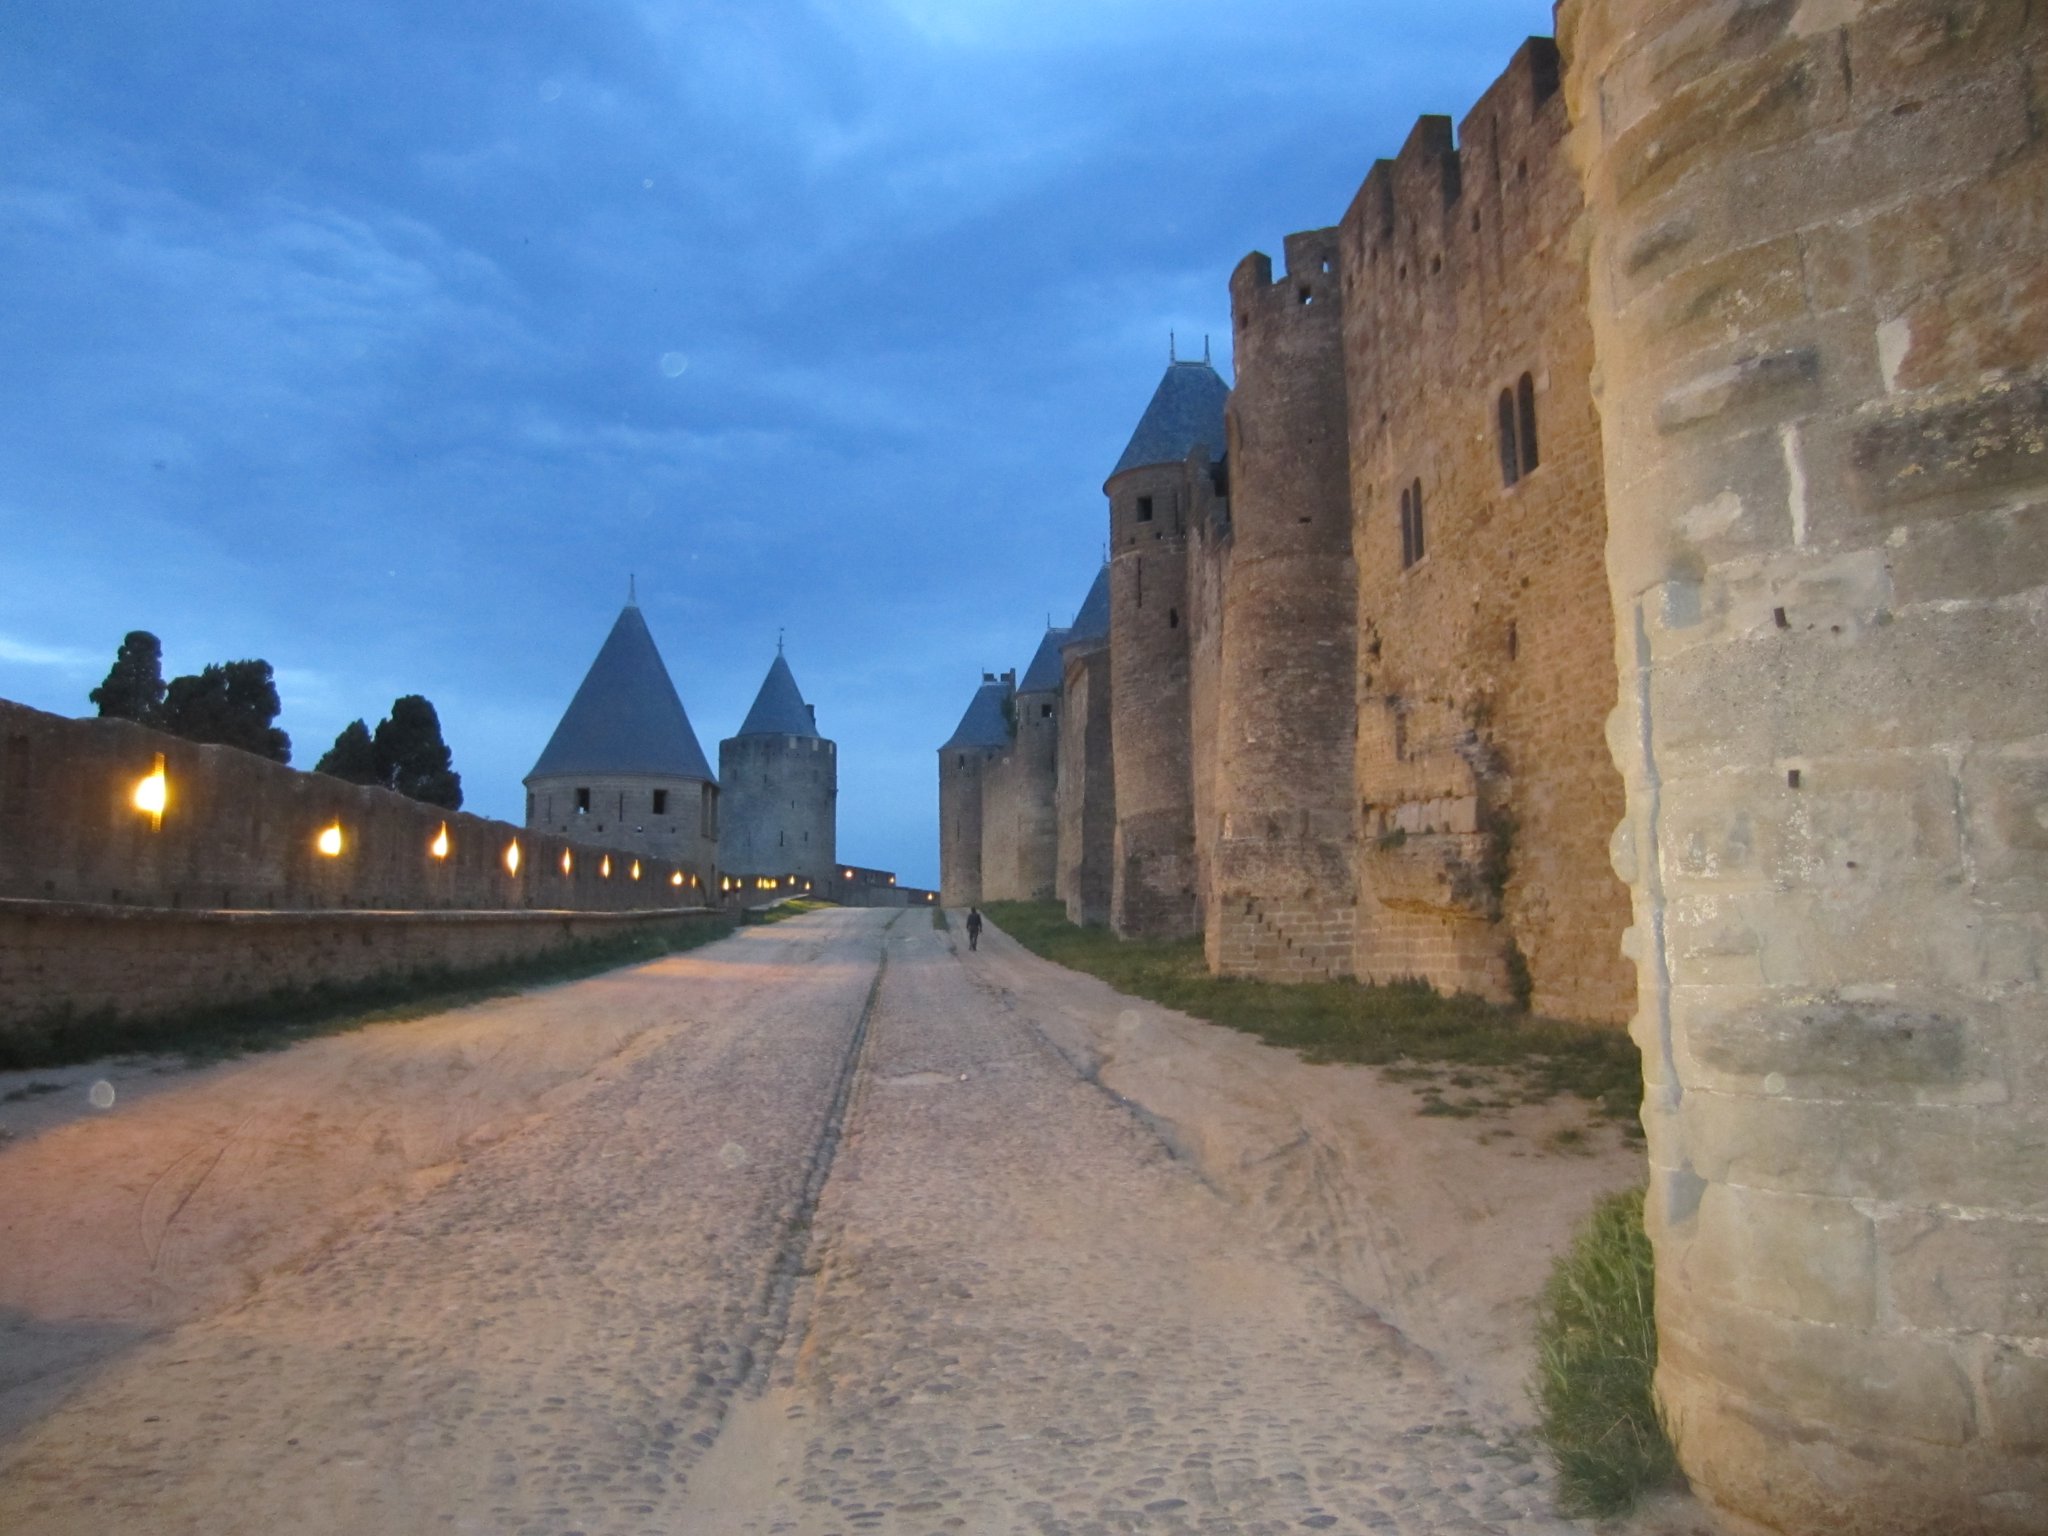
[0,918,738,1072]
[1532,1187,1680,1516]
[981,901,1642,1132]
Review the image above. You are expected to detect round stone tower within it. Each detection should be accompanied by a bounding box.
[524,598,720,883]
[1210,229,1357,979]
[939,672,1013,907]
[1107,356,1230,939]
[1562,3,2048,1530]
[717,648,836,887]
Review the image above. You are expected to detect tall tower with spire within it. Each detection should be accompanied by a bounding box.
[524,597,720,880]
[1105,354,1229,938]
[717,647,836,887]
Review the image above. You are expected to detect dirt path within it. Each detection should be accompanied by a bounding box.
[0,908,1694,1534]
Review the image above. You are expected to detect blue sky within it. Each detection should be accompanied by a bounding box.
[3,0,1555,888]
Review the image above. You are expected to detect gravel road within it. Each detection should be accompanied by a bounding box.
[0,908,1594,1534]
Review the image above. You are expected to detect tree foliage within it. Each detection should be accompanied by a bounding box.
[89,631,166,724]
[157,660,292,763]
[315,719,381,785]
[316,695,462,809]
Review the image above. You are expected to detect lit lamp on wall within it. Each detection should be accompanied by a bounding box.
[504,839,522,875]
[670,871,684,888]
[132,753,168,829]
[317,824,345,857]
[430,824,450,860]
[630,860,642,881]
[601,855,612,878]
[561,849,574,875]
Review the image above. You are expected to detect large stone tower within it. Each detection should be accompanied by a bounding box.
[1107,356,1230,938]
[1209,229,1357,979]
[979,626,1066,901]
[1562,3,2048,1530]
[938,671,1013,906]
[717,649,836,887]
[524,599,720,880]
[1056,566,1115,926]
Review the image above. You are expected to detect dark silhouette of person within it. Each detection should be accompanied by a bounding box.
[965,906,983,951]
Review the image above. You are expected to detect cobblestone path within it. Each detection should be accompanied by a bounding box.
[0,910,1583,1534]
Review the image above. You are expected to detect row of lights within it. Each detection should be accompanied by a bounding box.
[132,757,699,890]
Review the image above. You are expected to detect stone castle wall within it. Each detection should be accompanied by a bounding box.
[1340,39,1633,1022]
[1207,229,1360,981]
[717,733,837,886]
[1056,641,1115,925]
[2,702,712,912]
[982,684,1060,902]
[938,746,989,906]
[1562,0,2047,1528]
[1108,460,1202,938]
[527,772,720,879]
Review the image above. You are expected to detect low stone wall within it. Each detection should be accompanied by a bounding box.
[0,700,716,912]
[0,900,734,1041]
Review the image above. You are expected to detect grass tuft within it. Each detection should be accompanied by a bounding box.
[980,901,1642,1131]
[1532,1187,1680,1515]
[742,897,837,926]
[0,917,738,1072]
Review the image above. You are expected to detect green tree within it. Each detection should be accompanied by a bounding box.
[159,660,291,763]
[373,695,462,809]
[89,631,166,724]
[315,719,381,785]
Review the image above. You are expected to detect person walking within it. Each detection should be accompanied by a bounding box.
[965,906,983,952]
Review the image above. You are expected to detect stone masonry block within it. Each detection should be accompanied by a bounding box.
[1877,1210,2048,1336]
[1661,1284,1979,1445]
[1681,1088,2048,1214]
[1684,1181,1878,1326]
[1981,1341,2048,1453]
[1851,371,2048,513]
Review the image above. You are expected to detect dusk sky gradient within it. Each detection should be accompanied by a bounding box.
[4,0,1556,888]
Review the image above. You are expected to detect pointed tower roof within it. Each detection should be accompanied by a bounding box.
[1067,565,1110,646]
[1018,628,1072,694]
[942,673,1014,751]
[526,603,715,783]
[1111,359,1231,478]
[736,653,820,739]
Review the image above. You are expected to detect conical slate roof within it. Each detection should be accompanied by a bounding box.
[526,604,715,784]
[942,675,1014,751]
[1111,359,1231,478]
[1018,628,1072,695]
[735,653,819,739]
[1067,565,1110,646]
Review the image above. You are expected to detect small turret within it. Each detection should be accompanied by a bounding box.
[719,649,836,887]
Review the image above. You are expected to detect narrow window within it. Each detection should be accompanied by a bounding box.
[1041,703,1053,718]
[779,831,785,847]
[525,791,534,821]
[1135,495,1154,523]
[1411,477,1426,562]
[575,787,591,814]
[1399,486,1414,569]
[1168,607,1179,629]
[1517,373,1539,473]
[702,784,717,838]
[652,788,668,816]
[1135,558,1143,608]
[1498,390,1521,486]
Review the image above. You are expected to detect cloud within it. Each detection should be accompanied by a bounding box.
[0,635,97,670]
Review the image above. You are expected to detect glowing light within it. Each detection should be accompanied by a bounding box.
[505,840,522,875]
[430,824,450,860]
[601,855,612,878]
[670,871,684,887]
[888,875,895,885]
[561,849,574,875]
[845,869,854,880]
[132,753,168,827]
[631,860,642,881]
[316,824,344,857]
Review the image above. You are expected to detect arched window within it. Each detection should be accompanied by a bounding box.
[1498,389,1521,486]
[1517,372,1539,473]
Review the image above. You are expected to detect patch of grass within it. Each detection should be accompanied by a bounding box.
[981,900,1643,1131]
[931,906,949,931]
[742,897,837,926]
[1532,1187,1679,1516]
[0,916,739,1072]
